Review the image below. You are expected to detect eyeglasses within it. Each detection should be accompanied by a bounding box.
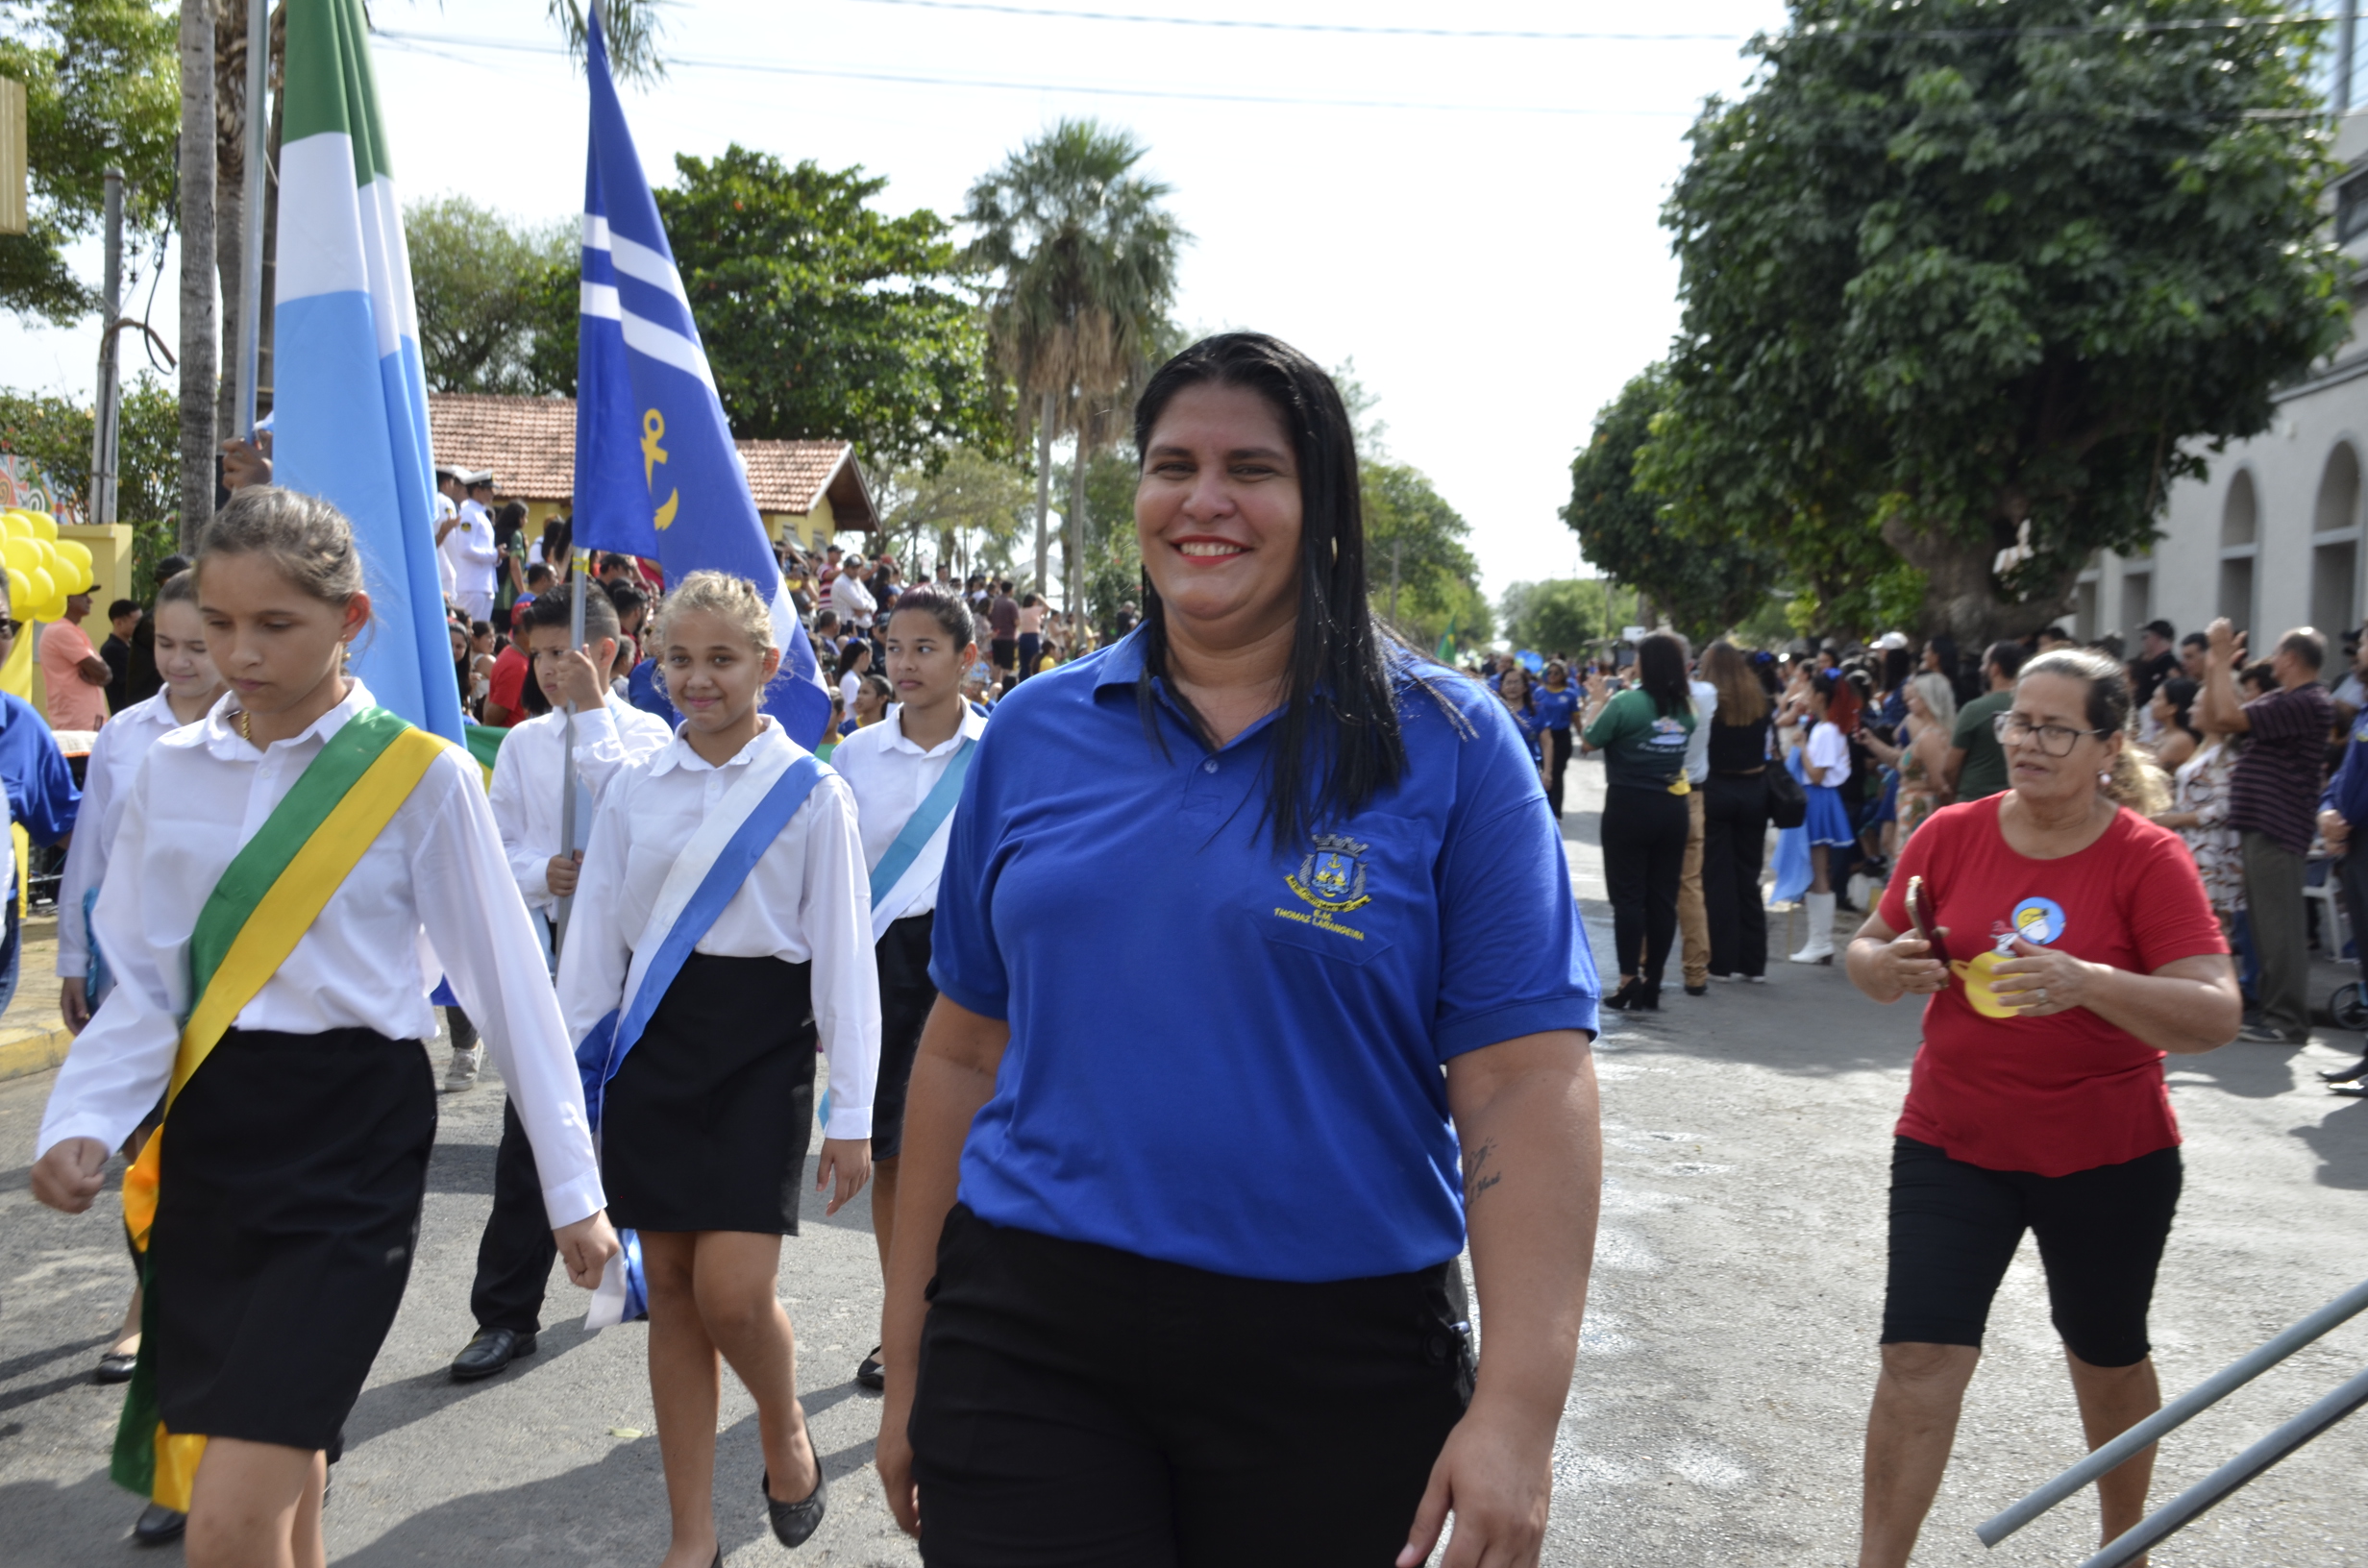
[1992,711,2108,756]
[0,619,21,639]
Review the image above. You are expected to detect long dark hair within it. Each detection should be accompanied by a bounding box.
[1636,631,1690,719]
[1131,332,1405,849]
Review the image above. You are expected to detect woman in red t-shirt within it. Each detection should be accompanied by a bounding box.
[1842,648,2239,1568]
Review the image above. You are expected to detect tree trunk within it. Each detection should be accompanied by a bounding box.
[1879,515,2079,648]
[179,0,219,550]
[1068,419,1088,617]
[1032,388,1053,594]
[212,0,245,443]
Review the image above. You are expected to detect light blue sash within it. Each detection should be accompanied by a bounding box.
[868,734,976,915]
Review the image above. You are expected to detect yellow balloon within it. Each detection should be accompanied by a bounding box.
[2,538,37,577]
[0,512,28,541]
[24,510,57,541]
[62,555,93,594]
[26,566,54,614]
[5,569,27,610]
[54,537,91,576]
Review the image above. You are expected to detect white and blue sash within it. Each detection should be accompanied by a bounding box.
[579,741,828,1328]
[865,735,976,942]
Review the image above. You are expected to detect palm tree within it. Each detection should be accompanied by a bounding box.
[962,120,1186,611]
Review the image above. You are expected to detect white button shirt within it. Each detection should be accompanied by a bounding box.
[830,571,876,629]
[442,499,500,600]
[37,681,605,1227]
[56,691,195,979]
[555,721,880,1140]
[829,701,988,922]
[488,697,674,918]
[434,491,460,600]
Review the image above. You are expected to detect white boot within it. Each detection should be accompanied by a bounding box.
[1789,892,1838,964]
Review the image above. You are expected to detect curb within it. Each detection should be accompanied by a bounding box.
[0,1022,71,1084]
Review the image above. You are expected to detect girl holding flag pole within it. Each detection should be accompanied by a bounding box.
[29,488,619,1568]
[826,582,984,1392]
[557,570,878,1564]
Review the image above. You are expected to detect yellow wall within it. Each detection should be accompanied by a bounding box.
[61,522,134,608]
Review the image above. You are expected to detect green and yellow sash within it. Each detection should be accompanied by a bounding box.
[112,706,447,1511]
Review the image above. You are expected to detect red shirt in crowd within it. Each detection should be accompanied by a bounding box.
[1875,796,2228,1177]
[485,644,531,726]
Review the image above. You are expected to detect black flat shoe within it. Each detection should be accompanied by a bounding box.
[132,1504,185,1546]
[2321,1058,2368,1084]
[449,1327,537,1383]
[762,1461,827,1548]
[94,1352,137,1384]
[854,1346,884,1391]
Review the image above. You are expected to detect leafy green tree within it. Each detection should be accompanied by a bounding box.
[652,148,1003,478]
[405,196,576,395]
[1501,578,1613,659]
[1648,0,2349,645]
[1361,460,1489,649]
[4,374,188,589]
[964,119,1187,609]
[873,446,1034,585]
[1566,368,1778,642]
[0,0,179,321]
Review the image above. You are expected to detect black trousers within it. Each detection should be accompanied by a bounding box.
[2340,849,2368,987]
[470,1098,556,1335]
[908,1205,1474,1568]
[1600,784,1690,987]
[1702,772,1770,979]
[1542,726,1574,817]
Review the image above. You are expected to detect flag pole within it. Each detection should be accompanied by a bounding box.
[555,551,588,952]
[234,0,268,437]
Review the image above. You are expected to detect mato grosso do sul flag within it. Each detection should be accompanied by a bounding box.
[573,5,832,747]
[268,0,464,744]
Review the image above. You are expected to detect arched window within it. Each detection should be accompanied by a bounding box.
[2219,470,2257,632]
[2315,445,2362,638]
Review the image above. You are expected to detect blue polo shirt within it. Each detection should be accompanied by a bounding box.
[930,632,1600,1283]
[0,693,78,845]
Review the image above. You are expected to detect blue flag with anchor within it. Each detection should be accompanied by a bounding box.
[572,5,832,747]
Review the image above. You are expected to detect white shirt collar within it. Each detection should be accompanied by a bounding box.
[201,677,377,760]
[649,714,781,776]
[882,701,987,758]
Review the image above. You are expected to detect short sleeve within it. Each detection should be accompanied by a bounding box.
[1433,704,1601,1057]
[927,724,1009,1019]
[1951,701,1985,750]
[1807,723,1848,772]
[2125,823,2232,968]
[1582,689,1640,750]
[488,654,527,711]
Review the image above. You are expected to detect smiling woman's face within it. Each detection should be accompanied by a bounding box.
[1135,381,1304,643]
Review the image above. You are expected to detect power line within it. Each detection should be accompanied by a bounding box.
[838,0,2342,42]
[368,27,1694,115]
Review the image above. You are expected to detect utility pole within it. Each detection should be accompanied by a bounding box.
[88,169,124,527]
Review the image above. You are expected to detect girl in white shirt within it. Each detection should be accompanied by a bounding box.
[825,584,984,1393]
[29,487,617,1567]
[1791,671,1855,964]
[556,570,878,1563]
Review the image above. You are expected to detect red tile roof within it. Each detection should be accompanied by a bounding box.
[426,393,875,528]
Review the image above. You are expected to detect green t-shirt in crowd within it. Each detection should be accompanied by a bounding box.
[1952,688,2014,800]
[1583,685,1696,791]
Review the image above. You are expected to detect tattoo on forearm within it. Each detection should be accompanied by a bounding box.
[1463,1139,1502,1208]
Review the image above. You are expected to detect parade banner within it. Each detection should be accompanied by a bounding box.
[271,0,462,742]
[572,5,832,747]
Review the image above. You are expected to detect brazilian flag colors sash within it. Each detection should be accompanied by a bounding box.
[111,706,447,1510]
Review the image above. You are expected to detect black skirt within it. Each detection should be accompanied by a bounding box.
[874,911,938,1162]
[149,1026,435,1455]
[602,952,816,1235]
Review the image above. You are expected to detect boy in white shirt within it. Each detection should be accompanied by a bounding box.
[452,588,671,1382]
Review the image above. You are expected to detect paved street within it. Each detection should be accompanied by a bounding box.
[3,752,2366,1564]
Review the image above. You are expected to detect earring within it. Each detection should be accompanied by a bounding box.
[2098,770,2112,786]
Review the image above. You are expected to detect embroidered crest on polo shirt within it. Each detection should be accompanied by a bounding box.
[1288,834,1371,915]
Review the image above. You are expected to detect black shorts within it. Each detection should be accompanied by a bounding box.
[990,637,1018,670]
[1883,1136,2182,1368]
[873,910,937,1161]
[909,1205,1473,1567]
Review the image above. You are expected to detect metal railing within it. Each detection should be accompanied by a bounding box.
[1978,1278,2368,1567]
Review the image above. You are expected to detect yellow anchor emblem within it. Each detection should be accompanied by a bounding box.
[641,408,680,530]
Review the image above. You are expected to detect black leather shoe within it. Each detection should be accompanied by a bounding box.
[449,1327,537,1383]
[132,1505,185,1545]
[94,1352,137,1384]
[762,1460,827,1548]
[2321,1057,2368,1084]
[854,1347,885,1391]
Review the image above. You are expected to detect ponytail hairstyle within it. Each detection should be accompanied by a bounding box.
[2019,648,2170,817]
[196,485,367,607]
[1131,331,1407,850]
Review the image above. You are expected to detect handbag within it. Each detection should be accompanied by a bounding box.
[1764,755,1807,829]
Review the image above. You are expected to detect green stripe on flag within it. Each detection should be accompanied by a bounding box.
[281,0,393,187]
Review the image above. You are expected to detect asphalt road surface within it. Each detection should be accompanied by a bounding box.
[3,754,2365,1565]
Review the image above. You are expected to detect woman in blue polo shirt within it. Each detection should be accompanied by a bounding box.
[872,333,1602,1567]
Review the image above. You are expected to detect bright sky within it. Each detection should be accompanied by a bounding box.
[3,0,1790,606]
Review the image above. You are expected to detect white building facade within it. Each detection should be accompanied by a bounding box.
[2089,104,2368,649]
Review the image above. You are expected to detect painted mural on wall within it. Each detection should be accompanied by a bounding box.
[0,453,78,524]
